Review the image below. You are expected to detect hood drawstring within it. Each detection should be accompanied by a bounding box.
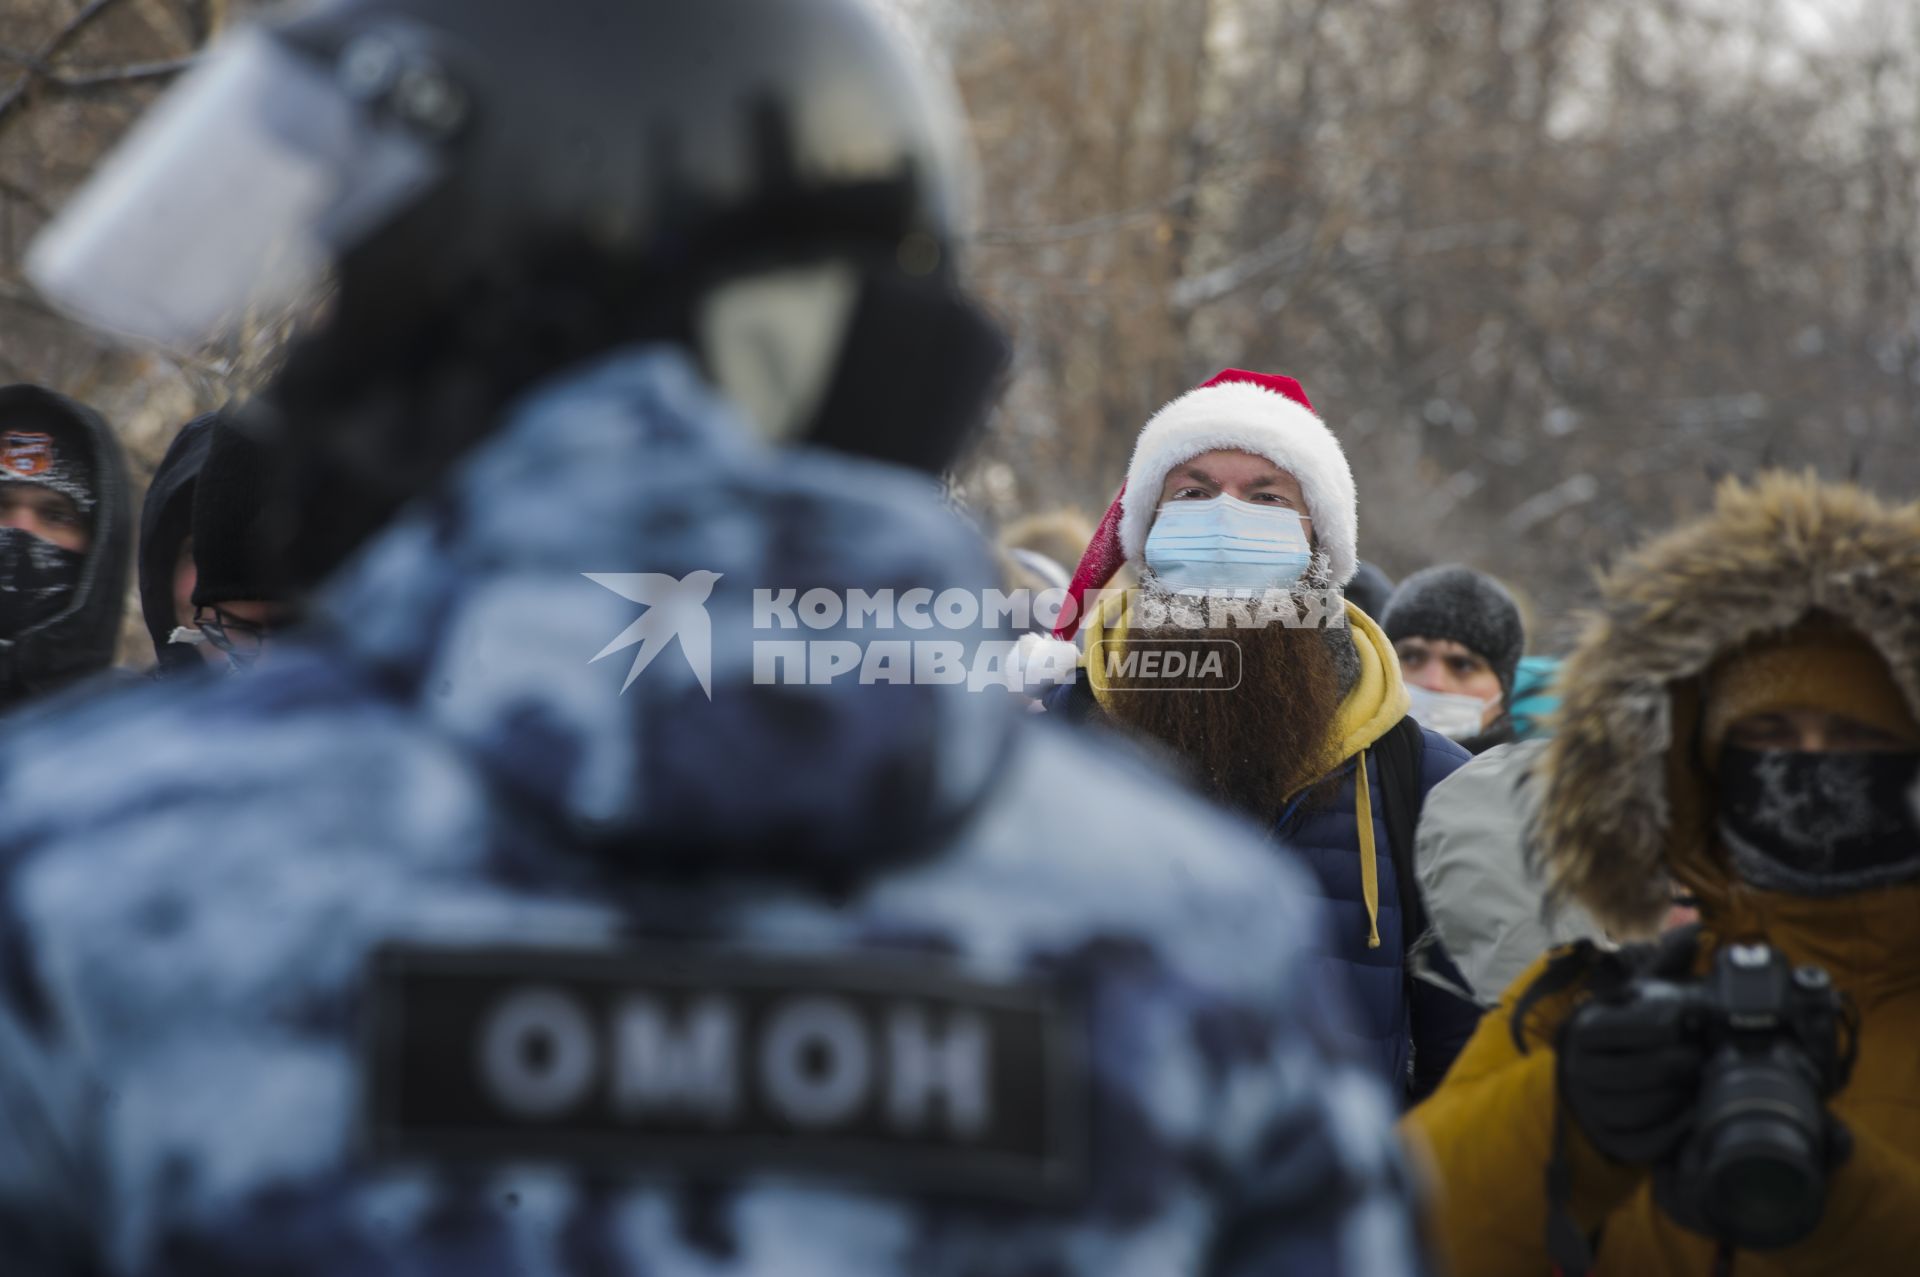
[1356,745,1381,948]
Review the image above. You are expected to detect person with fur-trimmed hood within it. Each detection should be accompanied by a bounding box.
[1025,368,1481,1101]
[1405,472,1920,1275]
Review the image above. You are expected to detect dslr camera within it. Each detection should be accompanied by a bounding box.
[1637,941,1854,1249]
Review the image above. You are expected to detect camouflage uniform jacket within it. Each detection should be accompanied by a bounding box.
[0,350,1427,1276]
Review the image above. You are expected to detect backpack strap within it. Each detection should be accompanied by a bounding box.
[1372,714,1429,955]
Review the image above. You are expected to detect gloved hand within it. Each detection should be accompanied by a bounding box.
[1557,984,1707,1165]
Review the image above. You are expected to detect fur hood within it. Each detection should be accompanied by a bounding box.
[1540,472,1920,936]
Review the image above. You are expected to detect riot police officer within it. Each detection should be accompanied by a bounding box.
[7,2,1429,1272]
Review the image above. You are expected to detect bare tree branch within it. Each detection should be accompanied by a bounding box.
[0,174,54,218]
[43,54,194,89]
[972,183,1202,246]
[0,0,132,131]
[0,279,62,320]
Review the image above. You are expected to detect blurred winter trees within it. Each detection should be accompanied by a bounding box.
[942,0,1920,636]
[6,0,1920,645]
[3,0,235,456]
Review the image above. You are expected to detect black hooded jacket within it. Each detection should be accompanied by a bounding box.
[189,417,288,612]
[0,385,131,708]
[137,412,217,674]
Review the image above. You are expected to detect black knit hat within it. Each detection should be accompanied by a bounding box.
[1345,560,1395,620]
[1382,564,1526,700]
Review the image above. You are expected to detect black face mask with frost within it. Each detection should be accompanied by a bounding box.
[1718,745,1920,895]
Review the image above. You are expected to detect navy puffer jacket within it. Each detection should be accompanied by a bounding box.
[1042,675,1480,1098]
[1275,730,1477,1096]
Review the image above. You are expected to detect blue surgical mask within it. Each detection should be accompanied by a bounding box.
[1143,492,1313,592]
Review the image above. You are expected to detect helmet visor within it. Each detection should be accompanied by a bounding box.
[27,27,442,351]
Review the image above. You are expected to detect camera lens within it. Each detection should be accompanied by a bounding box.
[1695,1054,1828,1249]
[1703,1124,1819,1242]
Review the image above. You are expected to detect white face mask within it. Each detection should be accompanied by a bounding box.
[1405,683,1496,740]
[1143,492,1313,592]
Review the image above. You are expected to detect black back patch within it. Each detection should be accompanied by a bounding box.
[362,945,1085,1202]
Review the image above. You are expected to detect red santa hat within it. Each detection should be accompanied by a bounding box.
[1016,369,1357,685]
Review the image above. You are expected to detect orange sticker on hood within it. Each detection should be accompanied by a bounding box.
[0,432,54,477]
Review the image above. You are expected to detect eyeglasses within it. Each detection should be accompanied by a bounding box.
[192,604,284,667]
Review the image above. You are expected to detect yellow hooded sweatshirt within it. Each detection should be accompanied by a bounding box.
[1079,592,1410,946]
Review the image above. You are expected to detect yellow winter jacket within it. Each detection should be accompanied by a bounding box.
[1405,475,1920,1275]
[1405,883,1920,1276]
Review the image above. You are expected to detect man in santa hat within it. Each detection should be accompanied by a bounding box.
[1026,369,1482,1100]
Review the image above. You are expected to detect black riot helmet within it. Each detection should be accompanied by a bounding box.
[31,0,1007,586]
